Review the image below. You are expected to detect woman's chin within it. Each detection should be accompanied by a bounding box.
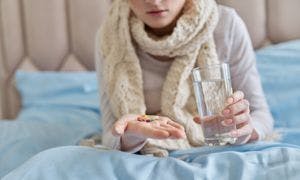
[146,21,174,31]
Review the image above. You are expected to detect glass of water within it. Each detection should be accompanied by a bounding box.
[192,63,237,146]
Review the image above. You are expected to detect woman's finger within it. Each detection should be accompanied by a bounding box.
[146,116,186,139]
[166,120,185,130]
[229,123,253,138]
[225,91,244,106]
[133,123,170,139]
[145,126,170,139]
[157,116,185,131]
[223,99,250,116]
[234,112,251,125]
[222,111,250,126]
[193,115,218,124]
[160,123,186,139]
[125,115,186,140]
[236,121,248,129]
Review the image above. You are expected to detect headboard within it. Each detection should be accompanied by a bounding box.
[217,0,300,47]
[1,0,300,119]
[0,0,110,118]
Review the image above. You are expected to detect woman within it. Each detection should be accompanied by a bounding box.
[96,0,274,156]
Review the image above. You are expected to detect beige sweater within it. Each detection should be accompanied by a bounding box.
[95,6,274,153]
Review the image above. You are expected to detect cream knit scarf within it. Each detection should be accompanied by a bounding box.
[99,0,220,156]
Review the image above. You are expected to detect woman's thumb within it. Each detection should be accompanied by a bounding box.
[112,120,128,136]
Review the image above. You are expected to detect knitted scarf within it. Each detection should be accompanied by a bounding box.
[99,0,220,156]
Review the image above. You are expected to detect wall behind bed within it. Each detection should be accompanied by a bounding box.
[1,0,300,119]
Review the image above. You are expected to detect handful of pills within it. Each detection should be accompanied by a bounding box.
[137,115,159,123]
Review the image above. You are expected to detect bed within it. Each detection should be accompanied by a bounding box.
[0,0,300,179]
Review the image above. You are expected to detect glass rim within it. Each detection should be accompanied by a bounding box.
[192,63,229,71]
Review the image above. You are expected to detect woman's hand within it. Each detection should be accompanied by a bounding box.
[112,114,186,151]
[194,91,258,144]
[113,114,186,139]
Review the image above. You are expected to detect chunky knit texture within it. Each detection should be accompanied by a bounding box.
[99,0,220,156]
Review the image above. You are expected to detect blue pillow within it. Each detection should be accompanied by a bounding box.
[256,39,300,128]
[15,71,100,111]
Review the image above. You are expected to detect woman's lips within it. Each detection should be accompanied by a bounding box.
[147,10,168,17]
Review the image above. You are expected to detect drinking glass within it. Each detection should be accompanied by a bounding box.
[192,63,237,146]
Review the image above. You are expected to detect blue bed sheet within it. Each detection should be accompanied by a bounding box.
[3,143,300,180]
[0,106,101,177]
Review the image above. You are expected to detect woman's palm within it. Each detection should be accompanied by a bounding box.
[113,114,186,140]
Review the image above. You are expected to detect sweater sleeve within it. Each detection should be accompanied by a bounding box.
[226,10,274,140]
[94,31,147,153]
